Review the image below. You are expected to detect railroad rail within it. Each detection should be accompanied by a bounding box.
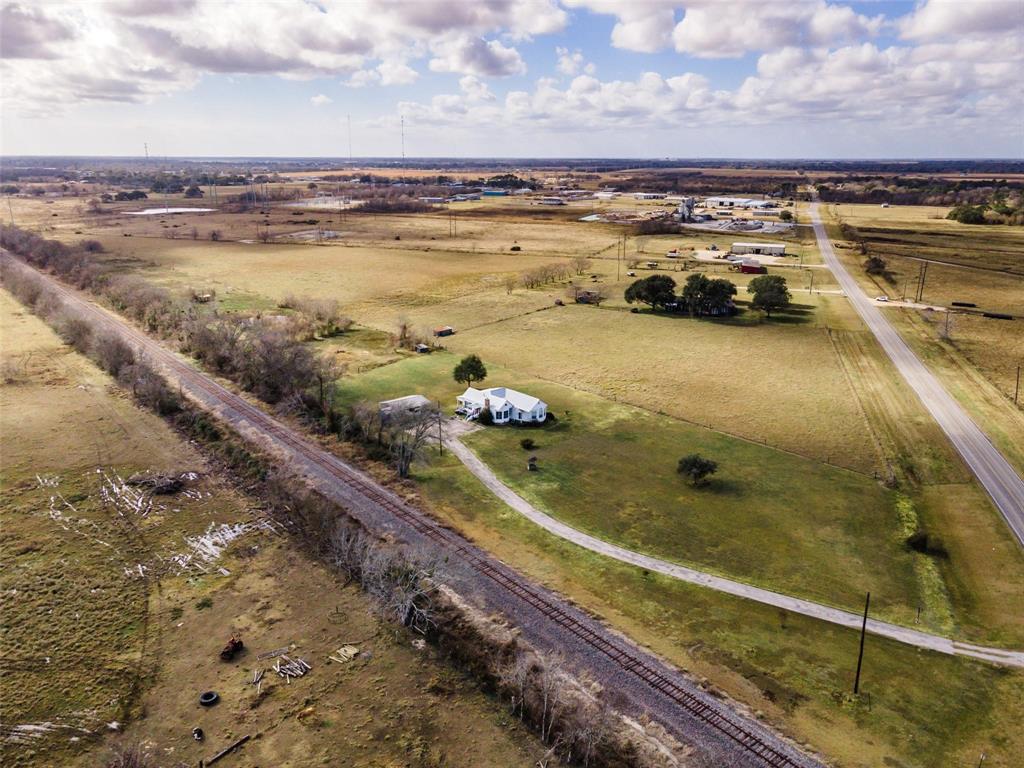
[13,257,812,768]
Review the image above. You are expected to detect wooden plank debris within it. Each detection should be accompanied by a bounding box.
[328,645,359,664]
[273,655,311,680]
[205,734,251,766]
[256,645,293,660]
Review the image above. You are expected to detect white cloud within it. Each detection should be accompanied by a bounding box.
[429,35,526,77]
[555,46,595,76]
[459,75,495,101]
[1,0,558,114]
[310,93,332,106]
[567,1,882,57]
[900,0,1019,41]
[397,29,1022,139]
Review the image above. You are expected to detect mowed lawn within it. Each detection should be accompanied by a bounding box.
[336,351,934,624]
[445,303,882,474]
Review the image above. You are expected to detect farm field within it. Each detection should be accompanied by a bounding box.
[0,290,545,768]
[14,196,860,469]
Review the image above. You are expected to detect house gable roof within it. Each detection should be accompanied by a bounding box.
[459,386,544,412]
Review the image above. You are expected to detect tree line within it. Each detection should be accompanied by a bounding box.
[624,272,792,318]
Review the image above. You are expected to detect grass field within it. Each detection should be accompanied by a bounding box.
[821,204,1024,477]
[444,301,880,473]
[414,448,1024,768]
[0,290,545,768]
[336,348,1024,641]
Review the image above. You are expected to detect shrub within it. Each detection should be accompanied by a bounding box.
[905,529,949,558]
[55,310,94,353]
[92,332,135,377]
[677,453,718,486]
[520,437,536,450]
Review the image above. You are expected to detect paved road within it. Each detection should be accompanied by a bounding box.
[808,198,1024,548]
[4,253,820,768]
[446,436,1024,668]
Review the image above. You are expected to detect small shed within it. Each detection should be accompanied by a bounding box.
[414,343,430,354]
[739,259,767,274]
[433,326,455,337]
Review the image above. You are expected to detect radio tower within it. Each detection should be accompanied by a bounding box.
[400,115,405,162]
[347,114,353,162]
[144,142,149,160]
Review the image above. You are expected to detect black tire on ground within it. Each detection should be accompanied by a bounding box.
[199,691,219,707]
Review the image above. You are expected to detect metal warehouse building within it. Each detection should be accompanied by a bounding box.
[731,242,786,256]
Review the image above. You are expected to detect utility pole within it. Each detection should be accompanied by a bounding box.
[400,115,405,162]
[809,271,814,294]
[853,592,870,695]
[437,402,443,456]
[916,261,928,303]
[6,195,14,225]
[144,142,149,160]
[347,114,353,163]
[1014,365,1020,405]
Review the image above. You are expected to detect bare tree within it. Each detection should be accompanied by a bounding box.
[92,332,135,377]
[570,256,592,275]
[388,405,440,479]
[499,652,533,720]
[535,651,566,744]
[350,400,385,446]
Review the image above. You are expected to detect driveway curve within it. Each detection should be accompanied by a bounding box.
[446,436,1024,668]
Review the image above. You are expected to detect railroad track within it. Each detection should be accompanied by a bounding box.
[11,256,812,768]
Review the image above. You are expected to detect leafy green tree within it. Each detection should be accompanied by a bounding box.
[747,274,791,318]
[681,274,736,316]
[624,274,677,310]
[680,273,710,316]
[677,454,718,486]
[705,278,737,314]
[453,354,487,387]
[778,209,793,222]
[863,255,887,275]
[946,204,987,225]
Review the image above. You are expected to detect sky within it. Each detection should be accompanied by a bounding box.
[1,0,1022,159]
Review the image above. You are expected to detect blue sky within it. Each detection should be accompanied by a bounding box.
[2,1,1021,157]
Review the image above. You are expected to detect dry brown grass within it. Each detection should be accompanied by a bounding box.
[0,289,544,768]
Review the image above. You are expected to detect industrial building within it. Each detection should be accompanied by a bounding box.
[705,197,775,209]
[731,242,786,256]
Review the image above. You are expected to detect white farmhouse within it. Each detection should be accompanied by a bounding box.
[456,387,548,424]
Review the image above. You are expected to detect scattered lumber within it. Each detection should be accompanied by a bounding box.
[256,644,292,660]
[273,655,311,680]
